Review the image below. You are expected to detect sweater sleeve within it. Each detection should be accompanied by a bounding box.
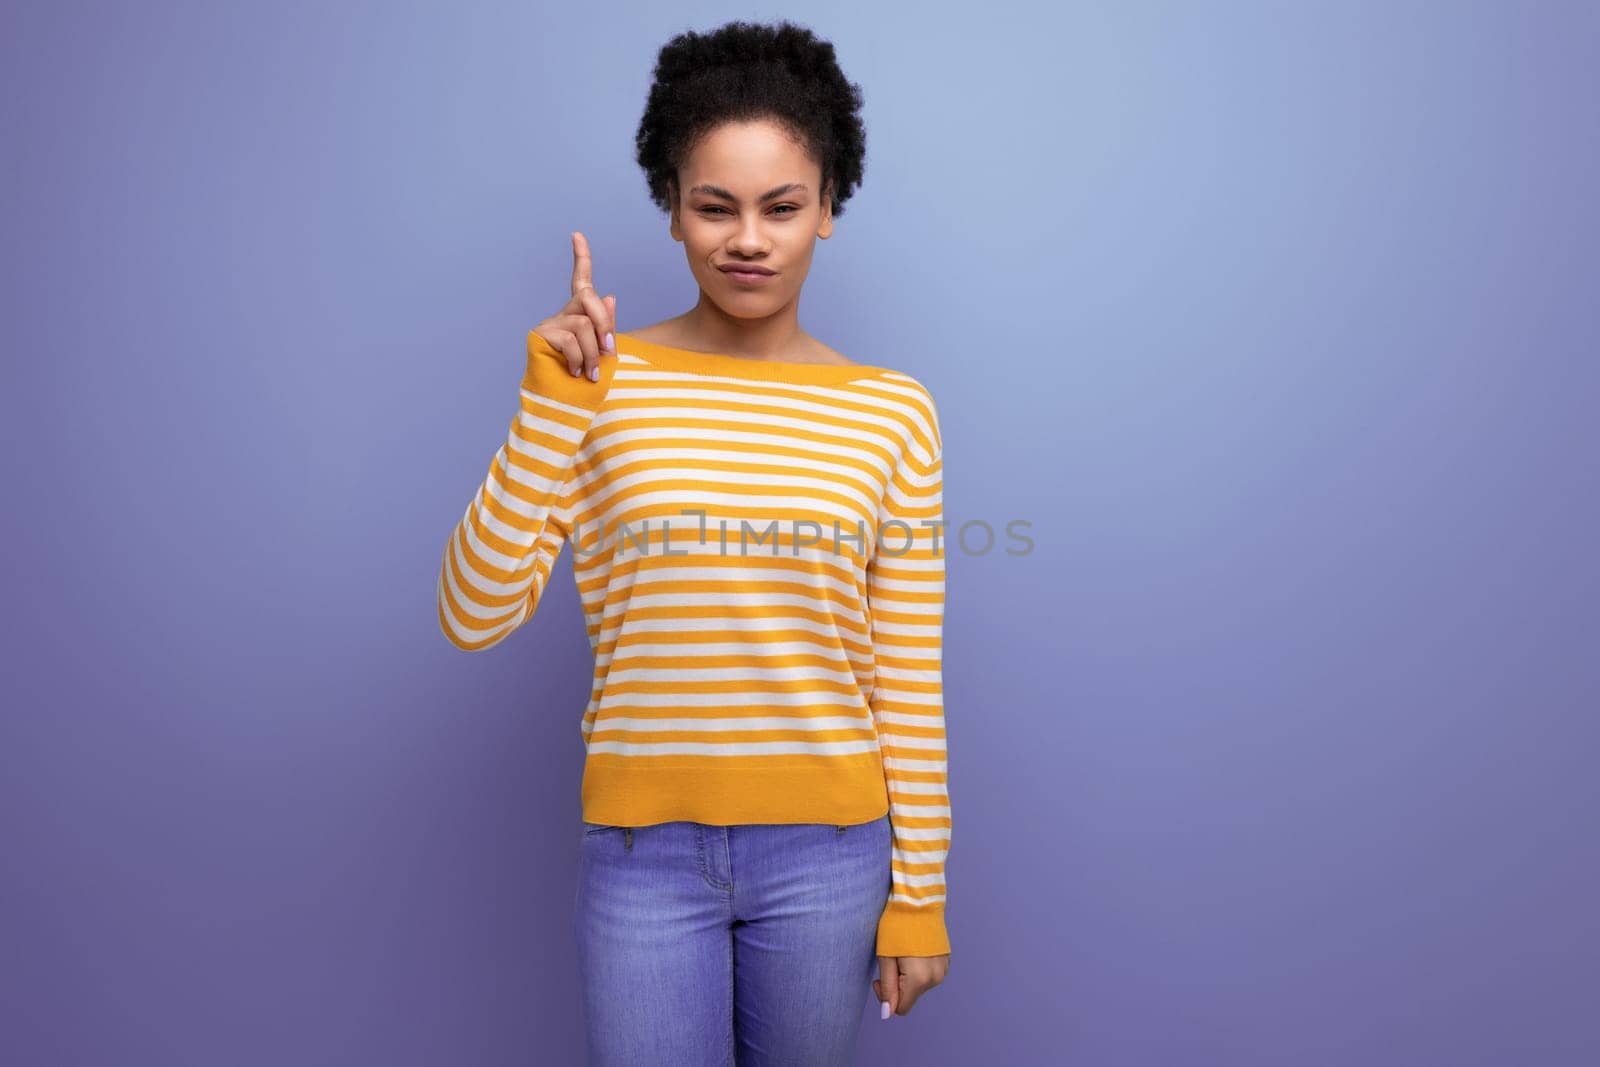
[868,386,951,958]
[437,330,613,651]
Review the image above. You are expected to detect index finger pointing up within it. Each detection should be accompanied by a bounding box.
[570,231,595,297]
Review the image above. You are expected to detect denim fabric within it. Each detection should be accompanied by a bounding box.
[573,815,893,1066]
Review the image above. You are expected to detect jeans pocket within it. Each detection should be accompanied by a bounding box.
[582,822,620,835]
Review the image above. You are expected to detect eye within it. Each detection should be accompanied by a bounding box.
[696,204,800,217]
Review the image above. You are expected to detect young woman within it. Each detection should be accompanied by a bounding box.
[437,19,950,1064]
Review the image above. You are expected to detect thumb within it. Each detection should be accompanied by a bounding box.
[605,294,617,348]
[872,956,899,1019]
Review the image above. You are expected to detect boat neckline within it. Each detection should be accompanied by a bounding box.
[615,331,892,384]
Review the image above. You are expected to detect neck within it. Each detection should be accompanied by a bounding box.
[671,296,808,362]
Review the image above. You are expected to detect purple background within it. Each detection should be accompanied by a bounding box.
[3,2,1596,1064]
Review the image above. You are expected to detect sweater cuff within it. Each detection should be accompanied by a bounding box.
[524,329,615,411]
[875,900,951,958]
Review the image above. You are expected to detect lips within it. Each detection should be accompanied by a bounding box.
[719,264,777,287]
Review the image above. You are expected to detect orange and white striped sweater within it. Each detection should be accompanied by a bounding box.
[437,329,951,958]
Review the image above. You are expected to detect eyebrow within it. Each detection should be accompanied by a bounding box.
[686,182,809,203]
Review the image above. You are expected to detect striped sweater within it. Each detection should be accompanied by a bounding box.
[437,329,951,958]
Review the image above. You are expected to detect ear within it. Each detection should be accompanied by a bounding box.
[817,182,834,240]
[667,176,683,242]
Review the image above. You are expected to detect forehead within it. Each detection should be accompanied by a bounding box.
[680,120,817,189]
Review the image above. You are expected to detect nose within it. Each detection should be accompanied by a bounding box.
[728,214,769,256]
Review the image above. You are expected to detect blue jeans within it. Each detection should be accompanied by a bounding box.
[573,815,894,1066]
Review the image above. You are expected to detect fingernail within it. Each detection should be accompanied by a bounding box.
[589,365,599,382]
[603,332,614,351]
[880,1001,890,1020]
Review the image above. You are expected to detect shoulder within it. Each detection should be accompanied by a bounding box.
[865,366,939,416]
[861,368,941,460]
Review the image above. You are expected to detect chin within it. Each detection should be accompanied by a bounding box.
[702,282,779,312]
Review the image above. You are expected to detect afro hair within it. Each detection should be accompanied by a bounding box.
[634,19,867,219]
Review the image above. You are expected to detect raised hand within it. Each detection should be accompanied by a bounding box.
[532,231,618,382]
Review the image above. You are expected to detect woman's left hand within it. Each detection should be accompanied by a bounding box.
[874,953,950,1017]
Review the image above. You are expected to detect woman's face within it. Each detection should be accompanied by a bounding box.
[669,119,833,319]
